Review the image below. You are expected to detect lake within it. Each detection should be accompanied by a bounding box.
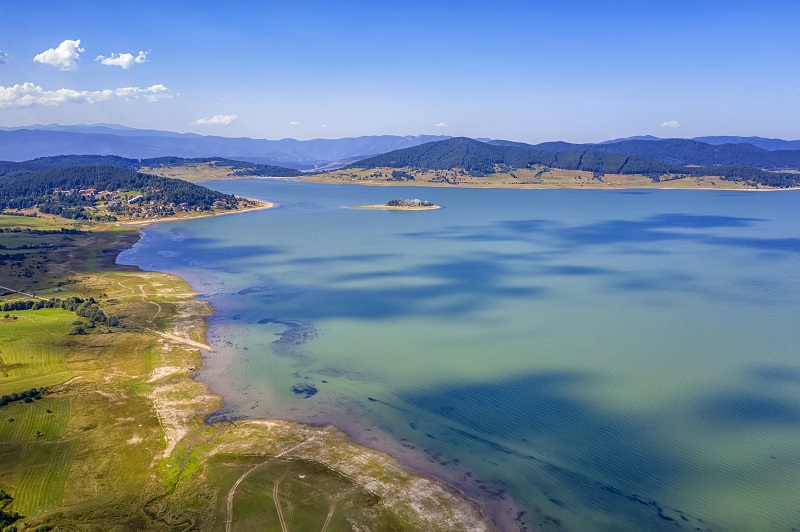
[119,180,800,531]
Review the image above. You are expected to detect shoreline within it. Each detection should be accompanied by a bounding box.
[117,197,275,227]
[294,176,800,192]
[118,203,508,529]
[347,203,442,210]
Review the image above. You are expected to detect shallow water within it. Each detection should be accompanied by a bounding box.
[119,181,800,531]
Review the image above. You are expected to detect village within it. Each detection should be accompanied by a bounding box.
[51,186,229,220]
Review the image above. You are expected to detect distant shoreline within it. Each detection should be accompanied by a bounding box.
[296,177,800,192]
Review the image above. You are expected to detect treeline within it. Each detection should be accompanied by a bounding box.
[0,387,47,408]
[387,199,434,207]
[0,227,84,235]
[350,138,798,187]
[1,296,120,327]
[388,170,415,181]
[144,157,301,176]
[511,138,800,171]
[0,155,140,178]
[0,155,301,179]
[0,165,239,216]
[0,489,21,528]
[232,164,303,177]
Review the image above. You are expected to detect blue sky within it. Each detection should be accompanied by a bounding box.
[0,1,798,142]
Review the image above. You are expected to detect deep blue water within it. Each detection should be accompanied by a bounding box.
[119,181,800,531]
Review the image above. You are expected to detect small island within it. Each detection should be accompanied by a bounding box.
[349,198,441,210]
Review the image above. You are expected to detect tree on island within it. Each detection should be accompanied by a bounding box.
[386,199,434,207]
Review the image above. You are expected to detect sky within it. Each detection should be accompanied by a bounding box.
[0,1,799,143]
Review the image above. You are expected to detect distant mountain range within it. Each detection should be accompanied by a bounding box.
[1,123,799,175]
[603,134,800,151]
[0,124,449,169]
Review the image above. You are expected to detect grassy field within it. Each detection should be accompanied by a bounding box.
[0,211,492,531]
[141,162,248,183]
[300,165,768,190]
[0,309,74,395]
[213,457,405,531]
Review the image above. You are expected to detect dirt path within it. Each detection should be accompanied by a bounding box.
[117,281,135,294]
[0,284,47,300]
[135,283,163,321]
[224,462,265,532]
[143,328,211,351]
[320,499,337,532]
[273,472,289,532]
[224,430,328,532]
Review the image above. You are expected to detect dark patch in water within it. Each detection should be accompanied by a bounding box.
[292,383,318,398]
[316,366,373,382]
[238,286,272,295]
[401,370,710,530]
[204,407,245,425]
[257,317,318,356]
[748,365,800,384]
[701,391,800,425]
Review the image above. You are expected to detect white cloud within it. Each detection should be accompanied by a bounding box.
[0,51,8,64]
[95,50,148,69]
[192,114,239,125]
[433,122,447,127]
[661,120,680,129]
[320,124,327,128]
[34,39,84,71]
[0,82,171,109]
[288,121,300,126]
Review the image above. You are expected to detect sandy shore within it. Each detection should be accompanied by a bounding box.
[347,203,442,210]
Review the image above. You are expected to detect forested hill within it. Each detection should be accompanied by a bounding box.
[491,138,800,170]
[350,138,799,187]
[351,137,670,175]
[0,165,239,220]
[0,155,301,179]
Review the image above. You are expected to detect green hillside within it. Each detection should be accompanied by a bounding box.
[495,138,800,170]
[0,155,301,180]
[350,137,798,187]
[0,165,240,220]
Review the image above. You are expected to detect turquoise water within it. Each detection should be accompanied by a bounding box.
[119,181,800,531]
